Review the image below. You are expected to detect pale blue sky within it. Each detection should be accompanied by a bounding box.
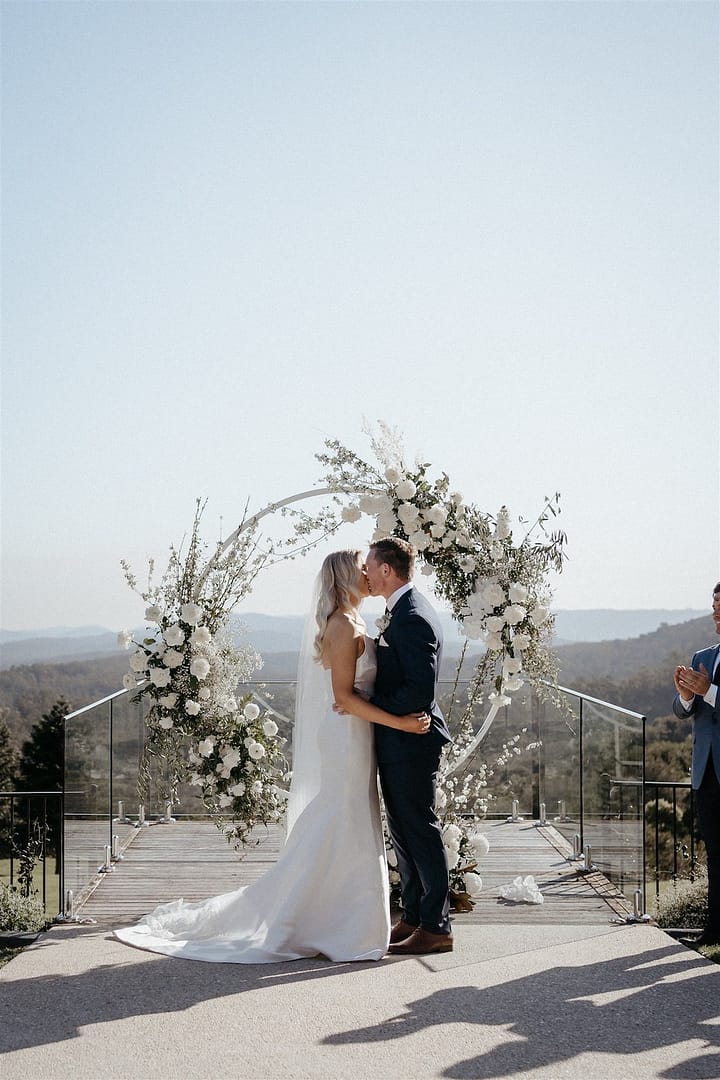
[1,0,718,630]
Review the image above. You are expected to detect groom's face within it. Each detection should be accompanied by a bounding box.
[363,551,387,598]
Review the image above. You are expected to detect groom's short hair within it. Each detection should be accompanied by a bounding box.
[370,537,415,581]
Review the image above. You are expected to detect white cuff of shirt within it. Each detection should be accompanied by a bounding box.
[704,684,718,708]
[679,694,694,711]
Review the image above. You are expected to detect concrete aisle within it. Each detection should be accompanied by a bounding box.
[1,920,718,1079]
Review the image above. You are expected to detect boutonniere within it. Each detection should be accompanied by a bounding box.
[375,611,392,636]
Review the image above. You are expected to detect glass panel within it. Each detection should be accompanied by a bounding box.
[537,691,582,843]
[64,697,112,899]
[581,698,644,898]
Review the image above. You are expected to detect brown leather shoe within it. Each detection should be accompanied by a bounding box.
[389,920,418,945]
[388,928,454,955]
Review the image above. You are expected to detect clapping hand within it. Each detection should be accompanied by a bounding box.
[674,663,711,700]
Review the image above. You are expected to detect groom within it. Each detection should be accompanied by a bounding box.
[364,536,453,955]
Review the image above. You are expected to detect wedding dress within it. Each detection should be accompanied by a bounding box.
[114,636,390,963]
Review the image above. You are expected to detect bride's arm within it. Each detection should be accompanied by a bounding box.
[323,617,430,735]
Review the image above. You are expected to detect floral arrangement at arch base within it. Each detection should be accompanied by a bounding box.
[119,502,289,848]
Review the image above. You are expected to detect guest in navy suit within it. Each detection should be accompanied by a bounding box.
[364,536,453,955]
[673,581,720,946]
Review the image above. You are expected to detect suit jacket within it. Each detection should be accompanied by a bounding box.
[672,643,720,788]
[371,587,451,764]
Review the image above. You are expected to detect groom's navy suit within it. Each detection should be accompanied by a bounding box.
[672,642,720,933]
[371,586,452,935]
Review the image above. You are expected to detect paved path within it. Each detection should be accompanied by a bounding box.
[2,820,719,1078]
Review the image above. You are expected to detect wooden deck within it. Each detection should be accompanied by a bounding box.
[77,817,634,926]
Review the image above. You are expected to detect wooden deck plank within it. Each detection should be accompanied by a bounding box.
[78,817,634,927]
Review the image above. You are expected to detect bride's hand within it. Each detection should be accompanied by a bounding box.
[401,711,431,735]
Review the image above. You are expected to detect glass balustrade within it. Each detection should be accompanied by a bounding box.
[56,676,646,916]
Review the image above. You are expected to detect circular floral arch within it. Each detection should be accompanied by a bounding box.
[120,426,565,903]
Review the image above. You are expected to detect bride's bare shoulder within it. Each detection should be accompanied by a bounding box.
[320,610,364,664]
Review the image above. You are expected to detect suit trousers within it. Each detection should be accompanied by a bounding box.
[695,755,720,930]
[378,748,451,936]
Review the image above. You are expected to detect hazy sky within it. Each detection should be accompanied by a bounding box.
[1,1,718,631]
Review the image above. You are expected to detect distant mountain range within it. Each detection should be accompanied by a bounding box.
[0,608,707,670]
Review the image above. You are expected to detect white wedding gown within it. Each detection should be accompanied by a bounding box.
[114,637,390,963]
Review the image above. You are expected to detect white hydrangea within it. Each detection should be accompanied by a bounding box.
[395,478,417,500]
[180,602,204,625]
[164,624,185,647]
[341,505,362,523]
[163,648,184,669]
[190,626,212,647]
[190,657,211,680]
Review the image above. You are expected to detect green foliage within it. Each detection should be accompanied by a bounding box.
[0,884,48,933]
[0,715,17,789]
[654,874,708,930]
[18,700,67,791]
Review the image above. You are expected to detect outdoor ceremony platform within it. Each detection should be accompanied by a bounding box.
[73,817,633,927]
[2,820,720,1080]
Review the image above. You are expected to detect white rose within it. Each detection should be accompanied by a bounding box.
[251,780,263,794]
[456,532,471,548]
[262,719,278,738]
[164,623,185,647]
[186,700,201,716]
[117,629,133,650]
[163,648,184,669]
[149,667,172,687]
[395,479,416,500]
[189,772,203,787]
[145,604,162,622]
[376,510,398,534]
[386,846,398,867]
[397,502,420,527]
[341,505,362,523]
[158,716,174,730]
[190,657,211,680]
[469,830,490,860]
[445,847,460,870]
[129,650,147,673]
[159,693,178,708]
[430,522,446,539]
[464,872,483,897]
[190,626,212,647]
[483,583,505,609]
[384,466,401,483]
[531,605,550,627]
[389,869,401,885]
[462,616,485,640]
[248,742,266,761]
[504,604,527,626]
[243,702,260,721]
[443,824,462,844]
[359,493,380,514]
[199,687,211,701]
[218,793,233,808]
[512,632,531,651]
[459,556,476,574]
[229,781,246,797]
[373,494,394,515]
[425,504,447,525]
[509,583,528,604]
[485,615,505,634]
[122,673,137,691]
[244,736,255,748]
[180,602,204,625]
[198,738,214,757]
[222,748,242,770]
[485,631,504,652]
[408,529,431,552]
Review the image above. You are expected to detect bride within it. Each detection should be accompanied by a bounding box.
[114,550,431,963]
